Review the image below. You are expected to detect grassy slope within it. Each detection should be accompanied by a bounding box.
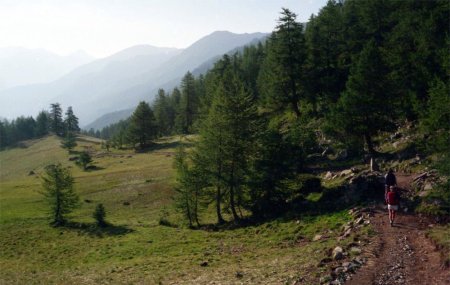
[0,136,353,285]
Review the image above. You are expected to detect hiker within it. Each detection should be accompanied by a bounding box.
[386,186,400,226]
[384,169,397,204]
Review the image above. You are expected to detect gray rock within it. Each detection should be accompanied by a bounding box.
[350,247,362,255]
[334,266,345,275]
[355,216,364,225]
[333,246,344,260]
[424,183,433,191]
[340,169,353,177]
[313,234,323,241]
[325,171,333,180]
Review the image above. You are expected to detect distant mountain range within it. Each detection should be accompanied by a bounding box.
[0,47,93,91]
[0,31,268,128]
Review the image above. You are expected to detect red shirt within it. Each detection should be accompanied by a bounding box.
[387,191,399,205]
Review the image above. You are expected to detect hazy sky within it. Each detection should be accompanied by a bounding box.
[0,0,328,58]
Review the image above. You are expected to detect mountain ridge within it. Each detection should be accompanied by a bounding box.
[0,31,267,126]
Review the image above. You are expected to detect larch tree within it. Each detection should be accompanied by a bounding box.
[64,106,80,133]
[259,8,306,118]
[330,39,393,157]
[127,101,157,149]
[49,103,64,136]
[40,164,79,226]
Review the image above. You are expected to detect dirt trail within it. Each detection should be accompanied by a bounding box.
[346,174,450,285]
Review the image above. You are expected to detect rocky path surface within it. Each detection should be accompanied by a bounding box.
[346,174,450,285]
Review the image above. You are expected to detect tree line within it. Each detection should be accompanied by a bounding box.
[0,103,80,149]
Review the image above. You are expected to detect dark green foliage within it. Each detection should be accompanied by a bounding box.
[64,106,80,134]
[0,103,79,149]
[127,101,157,149]
[259,8,306,117]
[176,72,198,134]
[329,40,393,156]
[286,174,322,196]
[248,127,293,218]
[174,146,206,227]
[40,164,79,226]
[153,89,173,136]
[93,203,107,227]
[35,111,50,137]
[49,103,64,136]
[61,132,77,151]
[78,151,93,170]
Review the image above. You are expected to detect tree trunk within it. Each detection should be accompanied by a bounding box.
[216,186,225,224]
[186,195,192,228]
[364,133,375,158]
[229,185,240,222]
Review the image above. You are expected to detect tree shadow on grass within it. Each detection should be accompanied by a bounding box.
[84,165,106,172]
[136,140,195,153]
[61,222,134,237]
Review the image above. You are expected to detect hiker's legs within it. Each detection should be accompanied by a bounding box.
[392,210,396,223]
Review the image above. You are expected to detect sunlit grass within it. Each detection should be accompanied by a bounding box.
[0,135,354,284]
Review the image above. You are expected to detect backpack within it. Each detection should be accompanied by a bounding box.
[387,191,399,205]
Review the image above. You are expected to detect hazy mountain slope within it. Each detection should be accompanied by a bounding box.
[0,45,180,122]
[84,109,133,131]
[0,47,93,91]
[84,32,268,130]
[81,32,268,127]
[0,31,267,126]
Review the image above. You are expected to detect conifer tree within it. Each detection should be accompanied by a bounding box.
[176,72,197,134]
[35,111,50,137]
[40,164,79,226]
[193,59,259,223]
[78,151,93,170]
[64,106,80,133]
[174,146,206,227]
[61,131,77,151]
[127,101,156,149]
[153,89,171,136]
[49,103,64,136]
[259,8,306,117]
[330,40,393,157]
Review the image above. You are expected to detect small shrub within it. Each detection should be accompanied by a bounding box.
[93,203,107,227]
[284,174,322,200]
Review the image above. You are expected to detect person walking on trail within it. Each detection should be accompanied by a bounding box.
[387,186,400,226]
[384,169,397,204]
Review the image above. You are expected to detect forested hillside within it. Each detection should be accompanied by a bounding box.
[83,0,449,223]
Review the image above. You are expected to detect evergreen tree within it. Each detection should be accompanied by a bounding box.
[259,8,306,117]
[35,111,50,137]
[13,116,36,141]
[329,40,393,156]
[64,106,80,133]
[127,101,156,149]
[78,151,93,170]
[0,120,7,149]
[61,131,77,151]
[176,72,197,134]
[174,146,206,227]
[194,60,259,222]
[49,103,64,136]
[153,89,171,136]
[93,203,107,227]
[40,164,79,226]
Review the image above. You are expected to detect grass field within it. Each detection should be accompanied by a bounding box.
[0,135,355,284]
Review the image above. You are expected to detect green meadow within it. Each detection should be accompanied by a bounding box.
[0,136,353,284]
